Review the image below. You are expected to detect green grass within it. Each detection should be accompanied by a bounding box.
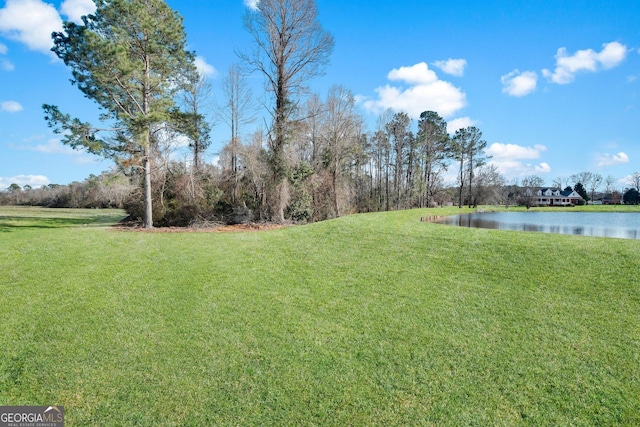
[1,206,639,425]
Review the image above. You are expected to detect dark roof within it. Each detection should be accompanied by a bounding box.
[560,190,581,198]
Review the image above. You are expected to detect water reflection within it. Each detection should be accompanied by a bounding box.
[431,212,640,240]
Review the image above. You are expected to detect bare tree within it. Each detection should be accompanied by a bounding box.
[301,94,325,168]
[629,171,640,191]
[605,174,617,194]
[375,109,394,211]
[178,66,214,171]
[587,173,603,203]
[322,85,362,217]
[520,175,545,209]
[240,0,334,222]
[552,176,569,190]
[474,164,506,205]
[570,171,593,189]
[217,63,257,204]
[241,129,270,219]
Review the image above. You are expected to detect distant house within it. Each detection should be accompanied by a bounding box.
[535,187,584,206]
[602,194,622,205]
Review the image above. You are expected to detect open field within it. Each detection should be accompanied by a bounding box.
[1,206,639,425]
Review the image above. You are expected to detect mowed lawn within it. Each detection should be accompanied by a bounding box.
[1,206,639,425]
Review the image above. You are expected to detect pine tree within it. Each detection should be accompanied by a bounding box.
[43,0,195,228]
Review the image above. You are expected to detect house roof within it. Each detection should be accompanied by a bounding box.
[560,190,582,198]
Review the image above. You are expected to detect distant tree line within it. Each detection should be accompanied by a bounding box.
[4,0,636,226]
[5,162,638,224]
[0,170,134,209]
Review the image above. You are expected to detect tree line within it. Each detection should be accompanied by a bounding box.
[3,0,638,225]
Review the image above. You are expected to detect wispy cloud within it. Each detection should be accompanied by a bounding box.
[0,42,13,71]
[595,152,629,167]
[542,41,627,84]
[9,137,97,164]
[29,139,79,155]
[195,56,216,77]
[486,142,551,178]
[360,62,467,120]
[433,58,467,77]
[0,58,14,71]
[501,70,538,97]
[244,0,260,11]
[1,100,23,112]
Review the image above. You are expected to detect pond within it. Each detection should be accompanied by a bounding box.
[430,211,640,240]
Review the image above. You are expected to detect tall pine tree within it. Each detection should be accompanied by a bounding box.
[43,0,195,228]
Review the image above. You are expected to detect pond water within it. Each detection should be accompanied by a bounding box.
[430,211,640,240]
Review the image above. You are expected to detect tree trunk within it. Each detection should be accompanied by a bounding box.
[274,178,287,223]
[143,150,153,228]
[332,169,340,217]
[458,158,464,209]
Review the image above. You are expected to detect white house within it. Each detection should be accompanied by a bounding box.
[535,187,583,206]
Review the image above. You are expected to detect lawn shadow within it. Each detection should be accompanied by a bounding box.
[0,214,124,232]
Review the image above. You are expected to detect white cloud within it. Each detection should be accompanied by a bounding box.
[244,0,260,11]
[501,70,538,97]
[29,139,79,155]
[361,62,467,119]
[542,41,627,84]
[0,58,13,71]
[0,0,63,54]
[534,162,552,174]
[1,100,23,112]
[486,143,550,179]
[486,143,547,160]
[9,138,96,164]
[433,58,467,77]
[446,117,478,134]
[618,175,633,188]
[0,174,50,189]
[195,56,216,77]
[0,42,13,71]
[595,152,629,167]
[489,159,552,179]
[598,42,628,68]
[388,62,438,85]
[60,0,95,24]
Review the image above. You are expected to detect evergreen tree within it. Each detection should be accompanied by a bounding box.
[623,188,639,205]
[43,0,195,228]
[574,182,589,202]
[416,111,450,208]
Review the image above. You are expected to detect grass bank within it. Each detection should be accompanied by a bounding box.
[1,206,639,425]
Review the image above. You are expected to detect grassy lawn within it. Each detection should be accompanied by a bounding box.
[1,206,639,425]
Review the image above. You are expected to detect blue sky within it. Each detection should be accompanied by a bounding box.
[1,0,639,190]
